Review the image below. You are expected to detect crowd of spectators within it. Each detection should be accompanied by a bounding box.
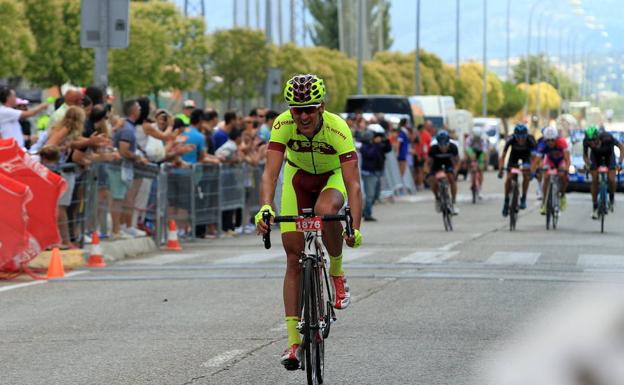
[0,84,276,247]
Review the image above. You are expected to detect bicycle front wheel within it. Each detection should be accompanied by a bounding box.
[303,259,323,385]
[510,182,519,231]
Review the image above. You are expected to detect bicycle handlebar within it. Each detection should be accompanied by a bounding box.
[262,207,354,250]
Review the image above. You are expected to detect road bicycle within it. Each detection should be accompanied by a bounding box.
[544,168,560,230]
[470,160,481,204]
[436,171,453,231]
[262,207,354,385]
[595,166,611,233]
[508,167,522,231]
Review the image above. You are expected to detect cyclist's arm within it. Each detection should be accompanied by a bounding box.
[341,158,362,231]
[499,141,511,170]
[582,140,591,167]
[618,143,624,164]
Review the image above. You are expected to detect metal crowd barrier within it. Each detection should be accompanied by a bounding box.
[69,153,415,247]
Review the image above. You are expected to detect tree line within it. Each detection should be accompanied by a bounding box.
[1,0,576,121]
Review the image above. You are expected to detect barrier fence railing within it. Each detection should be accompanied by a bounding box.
[64,154,413,247]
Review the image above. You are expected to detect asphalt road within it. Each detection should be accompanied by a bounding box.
[2,172,624,385]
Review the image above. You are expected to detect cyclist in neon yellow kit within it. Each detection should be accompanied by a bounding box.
[255,74,363,370]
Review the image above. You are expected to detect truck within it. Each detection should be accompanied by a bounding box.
[408,95,456,129]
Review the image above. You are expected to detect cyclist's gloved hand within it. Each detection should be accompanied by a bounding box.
[254,204,275,234]
[497,170,504,179]
[343,229,362,248]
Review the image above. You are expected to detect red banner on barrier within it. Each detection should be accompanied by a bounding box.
[0,139,66,270]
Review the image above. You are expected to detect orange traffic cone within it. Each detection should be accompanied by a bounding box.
[47,247,65,279]
[166,220,182,251]
[86,232,106,267]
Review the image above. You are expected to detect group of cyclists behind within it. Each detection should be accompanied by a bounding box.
[253,73,624,373]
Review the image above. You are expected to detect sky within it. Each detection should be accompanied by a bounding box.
[175,0,622,64]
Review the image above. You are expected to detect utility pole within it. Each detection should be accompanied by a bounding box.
[245,0,250,27]
[290,0,295,43]
[256,0,260,29]
[482,0,488,117]
[277,0,283,45]
[302,0,307,46]
[415,0,421,95]
[356,0,364,94]
[265,0,272,108]
[234,0,238,27]
[455,0,460,78]
[338,0,345,52]
[378,1,384,53]
[506,0,511,80]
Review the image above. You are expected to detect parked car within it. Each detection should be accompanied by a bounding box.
[473,117,503,170]
[567,129,624,192]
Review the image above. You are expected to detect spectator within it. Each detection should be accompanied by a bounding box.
[15,98,33,149]
[360,124,392,221]
[259,110,279,143]
[175,99,195,126]
[108,99,148,240]
[84,86,104,106]
[201,110,219,155]
[168,108,216,238]
[414,122,433,189]
[216,128,244,235]
[213,111,237,150]
[0,86,47,148]
[44,106,89,249]
[47,89,82,131]
[82,95,93,116]
[396,118,411,177]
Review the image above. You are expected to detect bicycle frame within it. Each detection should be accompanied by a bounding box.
[262,208,353,384]
[597,166,609,233]
[545,168,560,230]
[470,160,481,204]
[436,171,453,231]
[508,167,521,231]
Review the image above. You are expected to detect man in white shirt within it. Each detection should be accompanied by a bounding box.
[0,87,47,148]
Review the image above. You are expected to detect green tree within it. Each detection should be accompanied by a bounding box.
[206,28,269,108]
[0,1,34,79]
[132,2,209,94]
[59,0,93,86]
[110,16,169,98]
[497,81,527,134]
[23,0,93,90]
[513,54,577,99]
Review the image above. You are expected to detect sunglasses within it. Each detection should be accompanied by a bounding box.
[290,104,321,115]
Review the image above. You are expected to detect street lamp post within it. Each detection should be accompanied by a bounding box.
[482,0,487,117]
[524,1,543,116]
[415,0,421,95]
[456,0,460,78]
[506,0,511,80]
[356,0,364,94]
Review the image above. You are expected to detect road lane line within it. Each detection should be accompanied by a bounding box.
[0,271,88,293]
[578,254,624,269]
[120,253,201,265]
[202,349,246,368]
[438,241,462,251]
[214,252,282,264]
[486,252,541,265]
[343,250,372,262]
[398,251,459,264]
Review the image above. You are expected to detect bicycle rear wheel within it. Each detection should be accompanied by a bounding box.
[510,181,519,231]
[545,185,552,230]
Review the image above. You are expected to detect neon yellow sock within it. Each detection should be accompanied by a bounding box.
[285,316,301,346]
[329,254,343,277]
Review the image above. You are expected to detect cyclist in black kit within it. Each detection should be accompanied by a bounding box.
[426,130,460,215]
[583,126,624,219]
[498,124,537,216]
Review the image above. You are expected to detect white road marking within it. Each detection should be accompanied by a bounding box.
[0,271,88,293]
[269,323,287,332]
[486,252,541,265]
[578,254,624,269]
[202,349,245,367]
[438,241,462,251]
[398,251,459,264]
[122,253,202,265]
[214,252,282,264]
